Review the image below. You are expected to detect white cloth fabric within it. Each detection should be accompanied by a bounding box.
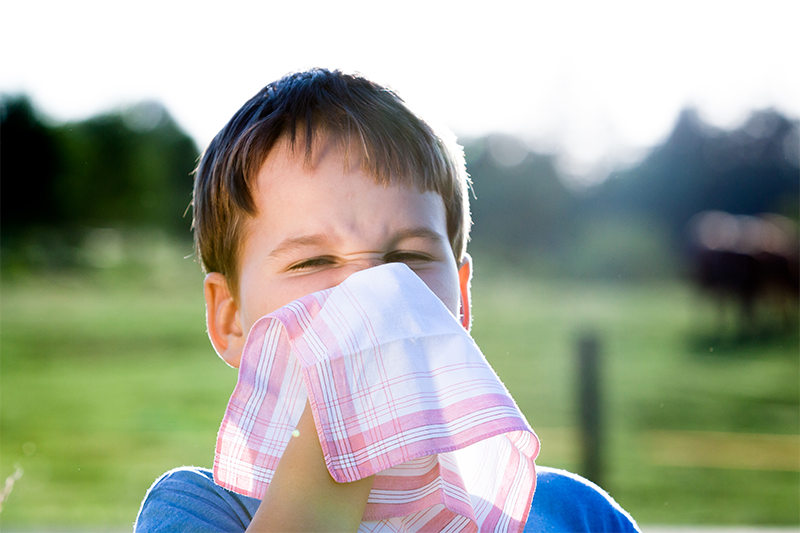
[215,263,539,532]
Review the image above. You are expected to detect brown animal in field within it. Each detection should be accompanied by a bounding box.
[688,211,799,332]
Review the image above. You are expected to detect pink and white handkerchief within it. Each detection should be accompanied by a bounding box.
[214,263,539,533]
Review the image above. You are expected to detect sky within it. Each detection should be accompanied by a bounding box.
[2,0,799,184]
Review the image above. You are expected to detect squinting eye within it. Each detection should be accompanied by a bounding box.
[385,251,433,264]
[287,256,337,271]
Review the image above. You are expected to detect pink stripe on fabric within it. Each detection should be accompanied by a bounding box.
[363,453,474,521]
[214,264,538,533]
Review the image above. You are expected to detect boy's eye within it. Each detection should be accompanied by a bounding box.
[286,256,337,271]
[385,251,433,264]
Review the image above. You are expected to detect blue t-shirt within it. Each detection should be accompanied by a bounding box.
[134,465,639,532]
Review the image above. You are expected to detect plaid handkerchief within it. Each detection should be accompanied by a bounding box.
[214,263,539,532]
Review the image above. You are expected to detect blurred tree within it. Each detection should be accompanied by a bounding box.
[466,134,575,263]
[462,109,798,279]
[1,96,198,269]
[52,102,198,233]
[0,95,63,231]
[591,108,800,241]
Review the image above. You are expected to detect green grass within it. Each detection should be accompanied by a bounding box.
[1,262,238,527]
[469,263,799,525]
[1,252,798,528]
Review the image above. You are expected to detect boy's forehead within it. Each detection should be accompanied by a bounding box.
[255,132,425,196]
[261,132,348,174]
[244,130,453,253]
[242,141,450,255]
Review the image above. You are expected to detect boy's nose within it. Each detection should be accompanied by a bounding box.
[349,257,385,273]
[335,256,386,284]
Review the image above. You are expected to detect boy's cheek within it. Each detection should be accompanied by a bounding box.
[411,270,461,316]
[240,271,343,326]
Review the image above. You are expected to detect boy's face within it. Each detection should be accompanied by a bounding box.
[205,136,471,368]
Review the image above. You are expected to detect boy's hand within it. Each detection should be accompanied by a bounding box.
[246,401,374,532]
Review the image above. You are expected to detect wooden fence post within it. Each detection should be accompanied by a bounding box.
[578,331,603,487]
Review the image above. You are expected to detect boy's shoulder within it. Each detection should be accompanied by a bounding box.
[526,466,640,532]
[134,465,639,532]
[134,466,259,532]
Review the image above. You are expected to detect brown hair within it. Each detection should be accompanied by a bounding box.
[193,69,471,297]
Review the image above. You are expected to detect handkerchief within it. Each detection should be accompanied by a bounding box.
[214,263,539,532]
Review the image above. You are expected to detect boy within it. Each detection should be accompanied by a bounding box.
[135,69,639,532]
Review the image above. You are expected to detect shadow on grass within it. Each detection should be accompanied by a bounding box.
[686,326,799,359]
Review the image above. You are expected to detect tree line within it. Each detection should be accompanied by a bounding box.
[2,94,797,277]
[1,96,198,234]
[465,108,798,278]
[1,95,199,269]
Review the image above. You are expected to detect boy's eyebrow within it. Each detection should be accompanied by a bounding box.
[268,228,447,259]
[389,228,448,248]
[268,234,337,260]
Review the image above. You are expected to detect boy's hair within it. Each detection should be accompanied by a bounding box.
[193,68,471,297]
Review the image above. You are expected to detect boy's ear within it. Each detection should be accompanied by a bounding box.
[458,253,473,330]
[204,272,245,368]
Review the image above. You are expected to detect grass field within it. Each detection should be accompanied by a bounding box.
[1,250,798,529]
